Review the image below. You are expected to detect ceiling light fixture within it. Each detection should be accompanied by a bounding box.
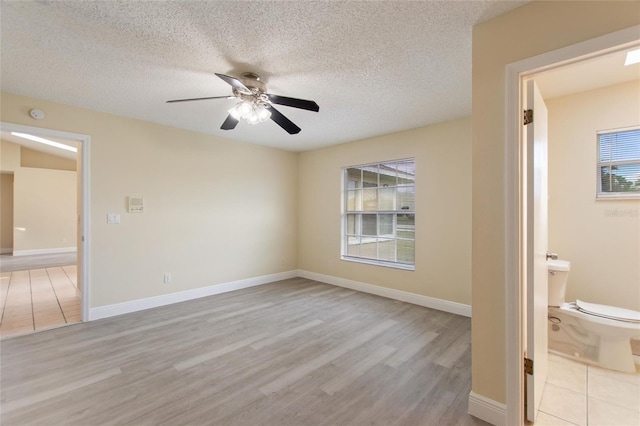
[228,99,272,125]
[624,48,640,66]
[11,132,77,153]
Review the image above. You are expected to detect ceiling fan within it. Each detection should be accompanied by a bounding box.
[167,72,319,135]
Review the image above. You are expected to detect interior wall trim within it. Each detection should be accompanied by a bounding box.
[297,269,472,317]
[89,270,298,321]
[12,247,77,256]
[468,391,507,426]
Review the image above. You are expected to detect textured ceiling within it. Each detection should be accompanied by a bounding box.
[0,1,531,152]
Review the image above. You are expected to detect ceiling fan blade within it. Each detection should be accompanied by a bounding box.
[215,73,253,95]
[166,95,234,103]
[220,115,239,130]
[267,94,319,112]
[269,106,301,134]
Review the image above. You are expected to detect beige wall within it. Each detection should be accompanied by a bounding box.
[13,167,77,253]
[0,143,19,253]
[1,140,77,253]
[298,117,471,305]
[547,80,640,311]
[472,0,640,405]
[1,92,299,307]
[1,139,20,170]
[1,172,14,253]
[21,146,77,171]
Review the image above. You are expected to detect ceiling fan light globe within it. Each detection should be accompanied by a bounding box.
[228,105,242,120]
[247,113,260,125]
[238,102,253,119]
[256,105,271,122]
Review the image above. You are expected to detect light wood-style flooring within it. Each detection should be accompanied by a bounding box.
[0,278,487,426]
[0,265,80,338]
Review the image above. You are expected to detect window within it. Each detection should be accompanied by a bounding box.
[342,159,415,269]
[597,128,640,199]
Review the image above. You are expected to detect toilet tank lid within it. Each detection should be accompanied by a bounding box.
[576,299,640,323]
[547,259,570,271]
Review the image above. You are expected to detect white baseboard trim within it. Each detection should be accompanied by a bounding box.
[0,248,12,254]
[468,391,507,426]
[297,270,471,317]
[89,270,298,321]
[89,269,470,322]
[12,247,77,256]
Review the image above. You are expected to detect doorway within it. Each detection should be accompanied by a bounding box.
[0,122,91,334]
[505,26,640,425]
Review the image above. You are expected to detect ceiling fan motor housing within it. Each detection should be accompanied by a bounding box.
[239,72,266,94]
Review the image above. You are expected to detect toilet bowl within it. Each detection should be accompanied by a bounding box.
[547,259,640,372]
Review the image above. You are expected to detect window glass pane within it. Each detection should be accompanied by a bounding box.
[378,187,396,210]
[378,238,395,261]
[362,165,378,187]
[379,214,394,236]
[397,214,415,239]
[600,164,640,193]
[347,236,360,257]
[362,188,378,211]
[346,168,362,189]
[360,239,377,259]
[397,186,415,211]
[362,214,377,236]
[346,214,359,235]
[379,162,398,186]
[397,161,415,185]
[346,189,361,211]
[397,239,415,264]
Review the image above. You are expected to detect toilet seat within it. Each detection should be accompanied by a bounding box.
[576,299,640,323]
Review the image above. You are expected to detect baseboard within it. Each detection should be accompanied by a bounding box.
[90,268,471,322]
[0,248,12,254]
[468,391,507,426]
[297,270,471,317]
[12,247,77,256]
[89,270,298,321]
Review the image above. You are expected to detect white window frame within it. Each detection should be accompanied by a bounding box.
[341,158,415,271]
[596,126,640,200]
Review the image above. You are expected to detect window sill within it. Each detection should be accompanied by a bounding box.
[596,193,640,201]
[340,256,415,271]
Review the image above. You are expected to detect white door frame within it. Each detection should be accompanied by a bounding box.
[0,121,91,323]
[504,26,640,425]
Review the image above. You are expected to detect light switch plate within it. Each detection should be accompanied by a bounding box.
[107,213,121,224]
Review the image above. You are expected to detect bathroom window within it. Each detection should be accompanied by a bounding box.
[342,159,415,270]
[597,127,640,199]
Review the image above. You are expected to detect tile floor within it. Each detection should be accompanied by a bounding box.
[0,265,80,339]
[537,352,640,425]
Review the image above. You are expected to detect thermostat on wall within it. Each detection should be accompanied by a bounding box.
[128,196,144,213]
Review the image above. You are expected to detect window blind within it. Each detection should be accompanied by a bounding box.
[598,128,640,196]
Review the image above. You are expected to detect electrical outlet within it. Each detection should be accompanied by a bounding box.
[164,273,172,284]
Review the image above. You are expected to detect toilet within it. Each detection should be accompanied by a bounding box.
[547,259,640,372]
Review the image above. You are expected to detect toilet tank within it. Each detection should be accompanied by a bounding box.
[548,259,570,307]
